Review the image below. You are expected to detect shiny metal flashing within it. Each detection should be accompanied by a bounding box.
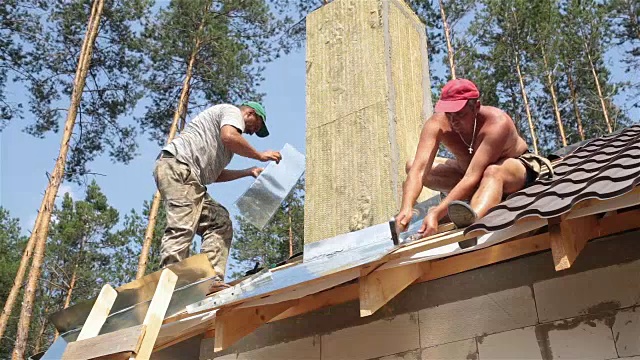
[49,254,215,334]
[40,276,215,359]
[234,143,305,229]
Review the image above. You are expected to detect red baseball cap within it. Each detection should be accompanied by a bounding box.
[435,78,480,113]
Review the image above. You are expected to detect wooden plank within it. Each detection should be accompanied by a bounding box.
[77,284,118,341]
[271,282,359,322]
[154,312,216,352]
[214,300,297,352]
[62,325,145,360]
[97,353,133,360]
[421,233,551,281]
[359,263,422,317]
[131,268,178,360]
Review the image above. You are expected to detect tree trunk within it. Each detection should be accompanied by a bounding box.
[439,0,456,79]
[11,1,105,358]
[0,202,45,340]
[514,54,539,154]
[288,212,293,258]
[585,48,613,133]
[566,69,585,141]
[62,235,85,311]
[136,12,208,279]
[542,48,567,147]
[581,30,612,133]
[33,305,50,354]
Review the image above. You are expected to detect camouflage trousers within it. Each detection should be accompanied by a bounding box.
[153,155,233,277]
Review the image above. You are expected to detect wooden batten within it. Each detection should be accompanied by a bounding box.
[131,268,178,360]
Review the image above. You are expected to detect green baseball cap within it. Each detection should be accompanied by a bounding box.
[241,101,269,138]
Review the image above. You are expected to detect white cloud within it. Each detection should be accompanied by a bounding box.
[57,184,76,201]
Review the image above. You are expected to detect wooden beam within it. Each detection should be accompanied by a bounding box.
[214,300,297,352]
[549,214,601,271]
[76,284,118,341]
[359,263,423,317]
[271,282,359,322]
[421,232,550,281]
[131,268,178,360]
[62,324,145,360]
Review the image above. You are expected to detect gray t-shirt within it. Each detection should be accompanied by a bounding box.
[163,104,245,185]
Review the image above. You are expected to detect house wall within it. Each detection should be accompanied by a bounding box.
[304,0,434,244]
[198,229,640,360]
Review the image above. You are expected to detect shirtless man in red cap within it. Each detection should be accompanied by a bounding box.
[395,78,552,244]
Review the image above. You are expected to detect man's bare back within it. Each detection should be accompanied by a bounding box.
[396,79,537,240]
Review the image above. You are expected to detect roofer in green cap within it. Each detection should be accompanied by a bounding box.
[154,101,281,292]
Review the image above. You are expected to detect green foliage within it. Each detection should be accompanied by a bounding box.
[0,208,27,359]
[0,1,40,127]
[112,198,167,280]
[230,178,304,279]
[19,0,153,182]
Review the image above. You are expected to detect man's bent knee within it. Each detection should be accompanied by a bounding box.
[482,164,503,180]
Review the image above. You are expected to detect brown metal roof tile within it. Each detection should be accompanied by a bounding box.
[466,124,640,234]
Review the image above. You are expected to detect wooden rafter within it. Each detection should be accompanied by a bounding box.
[213,299,298,352]
[549,214,600,271]
[359,263,423,317]
[77,284,117,341]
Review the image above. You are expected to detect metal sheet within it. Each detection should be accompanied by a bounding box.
[50,254,215,334]
[187,222,396,313]
[40,278,216,359]
[234,143,305,229]
[187,195,442,313]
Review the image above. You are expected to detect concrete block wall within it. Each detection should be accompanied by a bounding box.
[195,231,640,360]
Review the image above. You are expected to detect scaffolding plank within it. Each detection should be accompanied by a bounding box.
[62,325,145,360]
[76,284,117,341]
[131,268,178,360]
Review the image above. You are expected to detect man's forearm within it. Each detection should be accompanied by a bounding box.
[400,174,424,211]
[223,132,262,160]
[215,168,252,182]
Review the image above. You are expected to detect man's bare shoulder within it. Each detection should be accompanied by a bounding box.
[422,112,448,133]
[480,106,516,130]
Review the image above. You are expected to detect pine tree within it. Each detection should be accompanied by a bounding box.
[10,2,107,357]
[0,1,40,127]
[0,208,27,359]
[20,0,152,182]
